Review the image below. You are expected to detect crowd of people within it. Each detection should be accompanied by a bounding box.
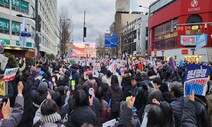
[0,56,212,127]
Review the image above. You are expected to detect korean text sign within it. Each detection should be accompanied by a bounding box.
[184,64,211,96]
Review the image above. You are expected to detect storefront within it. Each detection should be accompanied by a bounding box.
[0,38,35,58]
[149,0,212,62]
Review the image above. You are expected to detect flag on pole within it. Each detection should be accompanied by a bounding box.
[20,17,27,47]
[196,34,207,49]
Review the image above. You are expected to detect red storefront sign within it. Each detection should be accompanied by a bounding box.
[182,49,188,55]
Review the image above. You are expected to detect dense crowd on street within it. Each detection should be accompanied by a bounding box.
[0,56,212,127]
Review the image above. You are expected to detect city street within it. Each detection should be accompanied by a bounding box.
[0,0,212,127]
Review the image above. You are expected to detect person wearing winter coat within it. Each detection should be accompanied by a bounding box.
[109,75,123,119]
[65,90,97,127]
[181,91,197,127]
[121,71,132,99]
[1,81,24,127]
[83,74,98,93]
[118,96,135,127]
[95,87,111,126]
[170,82,184,127]
[32,82,49,109]
[33,94,65,127]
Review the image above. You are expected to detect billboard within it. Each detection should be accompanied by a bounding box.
[180,34,207,46]
[71,42,96,58]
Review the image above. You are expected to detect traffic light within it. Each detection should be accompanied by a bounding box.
[83,27,86,37]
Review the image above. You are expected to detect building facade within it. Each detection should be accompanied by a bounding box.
[0,0,58,58]
[121,14,148,58]
[116,0,130,13]
[149,0,212,62]
[110,12,141,57]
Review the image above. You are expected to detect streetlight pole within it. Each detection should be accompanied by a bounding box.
[35,0,39,64]
[83,11,86,42]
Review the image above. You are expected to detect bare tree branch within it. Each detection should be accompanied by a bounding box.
[56,6,73,56]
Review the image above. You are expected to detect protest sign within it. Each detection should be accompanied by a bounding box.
[93,63,101,71]
[184,64,211,96]
[102,119,117,127]
[0,80,7,96]
[104,59,110,66]
[2,67,19,81]
[0,54,8,71]
[108,61,117,73]
[84,70,99,79]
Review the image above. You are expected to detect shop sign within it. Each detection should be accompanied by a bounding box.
[182,49,188,55]
[0,18,9,30]
[21,0,29,11]
[0,0,9,4]
[12,21,20,32]
[0,38,10,45]
[188,0,200,12]
[16,41,20,46]
[180,34,207,46]
[186,29,202,35]
[12,0,29,11]
[12,0,20,8]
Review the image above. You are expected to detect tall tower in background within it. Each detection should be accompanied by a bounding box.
[116,0,130,13]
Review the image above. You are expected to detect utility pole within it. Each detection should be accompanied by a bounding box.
[83,11,86,42]
[35,0,39,64]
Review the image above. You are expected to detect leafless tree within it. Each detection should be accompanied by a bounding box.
[57,6,73,56]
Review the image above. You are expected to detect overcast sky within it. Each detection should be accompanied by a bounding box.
[57,0,155,43]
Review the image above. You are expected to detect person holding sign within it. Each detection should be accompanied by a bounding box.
[1,81,24,127]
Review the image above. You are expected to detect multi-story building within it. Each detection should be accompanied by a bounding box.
[121,13,148,58]
[149,0,212,62]
[0,0,58,58]
[116,0,130,13]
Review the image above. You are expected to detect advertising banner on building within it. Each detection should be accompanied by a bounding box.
[196,34,207,49]
[0,18,9,30]
[180,34,208,46]
[184,64,211,96]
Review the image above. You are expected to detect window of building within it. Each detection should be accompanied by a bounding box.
[0,18,9,34]
[154,37,177,50]
[12,21,20,36]
[0,0,9,8]
[12,0,29,15]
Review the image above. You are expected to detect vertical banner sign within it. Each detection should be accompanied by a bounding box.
[0,80,7,96]
[2,67,19,81]
[184,64,211,96]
